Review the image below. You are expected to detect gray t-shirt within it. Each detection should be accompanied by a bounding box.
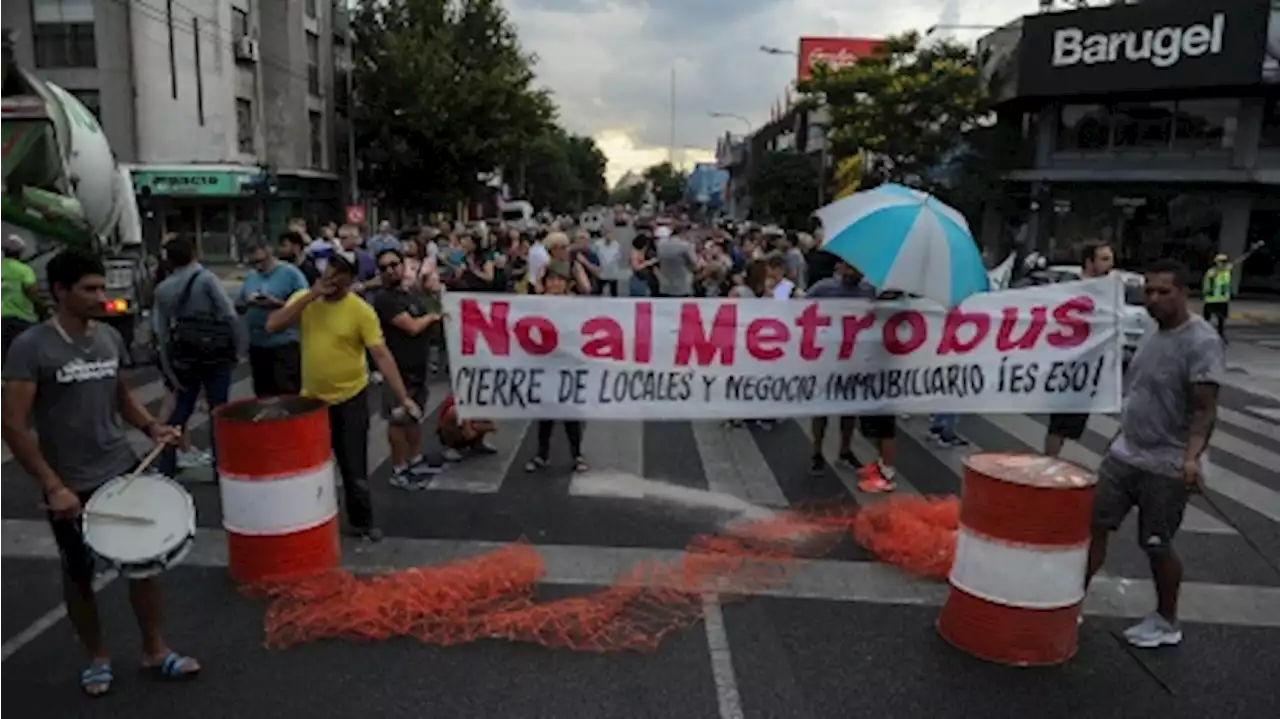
[1110,315,1225,478]
[656,235,698,296]
[2,322,138,492]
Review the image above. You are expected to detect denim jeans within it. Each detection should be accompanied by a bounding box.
[931,413,958,435]
[158,362,235,477]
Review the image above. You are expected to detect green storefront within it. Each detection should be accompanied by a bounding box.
[132,166,265,262]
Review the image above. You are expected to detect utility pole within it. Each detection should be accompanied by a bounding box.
[669,66,677,167]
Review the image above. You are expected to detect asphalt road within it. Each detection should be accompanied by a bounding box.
[3,351,1279,718]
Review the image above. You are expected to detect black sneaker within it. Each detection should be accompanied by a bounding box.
[409,457,444,476]
[809,454,825,476]
[836,451,856,468]
[471,440,498,455]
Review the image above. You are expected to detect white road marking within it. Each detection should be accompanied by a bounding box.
[1,570,117,662]
[690,421,789,508]
[702,594,745,719]
[1244,406,1280,425]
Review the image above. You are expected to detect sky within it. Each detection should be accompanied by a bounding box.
[505,0,1038,186]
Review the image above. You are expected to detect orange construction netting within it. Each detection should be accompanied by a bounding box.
[253,495,960,652]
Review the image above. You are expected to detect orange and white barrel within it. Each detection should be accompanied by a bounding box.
[213,397,340,584]
[937,453,1097,666]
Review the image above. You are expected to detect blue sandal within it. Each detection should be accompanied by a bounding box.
[143,651,201,680]
[80,662,113,697]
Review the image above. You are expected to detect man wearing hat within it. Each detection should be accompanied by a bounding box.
[1202,241,1263,340]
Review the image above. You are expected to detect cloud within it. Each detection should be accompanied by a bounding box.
[507,0,1037,185]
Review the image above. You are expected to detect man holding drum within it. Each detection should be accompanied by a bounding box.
[1,249,198,697]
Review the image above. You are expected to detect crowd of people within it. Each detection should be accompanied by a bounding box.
[0,200,1238,695]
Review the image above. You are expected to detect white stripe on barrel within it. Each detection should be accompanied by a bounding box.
[219,460,338,536]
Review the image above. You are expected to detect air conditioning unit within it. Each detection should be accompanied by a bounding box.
[234,37,259,63]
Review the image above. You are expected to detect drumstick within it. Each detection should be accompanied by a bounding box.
[39,506,155,525]
[117,442,168,494]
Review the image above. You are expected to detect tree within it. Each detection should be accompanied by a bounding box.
[799,32,987,192]
[642,162,686,207]
[351,0,554,211]
[519,128,608,212]
[749,151,818,229]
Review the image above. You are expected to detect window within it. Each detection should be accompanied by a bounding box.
[1111,101,1174,149]
[232,7,250,37]
[1172,99,1235,150]
[236,99,255,154]
[305,0,318,19]
[1057,104,1110,150]
[1262,99,1280,148]
[1057,100,1239,153]
[306,32,320,96]
[32,0,96,68]
[309,111,324,168]
[67,89,100,120]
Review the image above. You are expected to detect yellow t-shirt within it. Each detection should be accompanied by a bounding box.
[289,290,384,404]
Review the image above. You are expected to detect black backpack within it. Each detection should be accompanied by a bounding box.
[167,271,237,372]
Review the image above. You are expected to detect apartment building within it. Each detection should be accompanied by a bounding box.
[2,0,352,261]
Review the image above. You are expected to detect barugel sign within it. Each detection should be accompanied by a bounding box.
[1018,0,1270,97]
[1052,13,1224,69]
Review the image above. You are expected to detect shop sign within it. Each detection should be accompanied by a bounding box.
[133,169,262,196]
[1017,0,1270,97]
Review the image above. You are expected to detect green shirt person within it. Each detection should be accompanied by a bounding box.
[1201,241,1263,338]
[1,238,39,322]
[2,235,44,361]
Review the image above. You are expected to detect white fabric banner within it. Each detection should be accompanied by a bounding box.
[442,277,1123,420]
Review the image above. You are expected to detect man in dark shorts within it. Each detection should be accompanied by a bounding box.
[804,256,876,476]
[0,249,198,696]
[1044,241,1114,458]
[371,249,444,489]
[1085,259,1224,648]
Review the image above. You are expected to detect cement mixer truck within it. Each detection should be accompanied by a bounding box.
[2,32,147,348]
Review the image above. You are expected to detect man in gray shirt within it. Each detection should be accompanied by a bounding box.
[655,224,700,297]
[152,236,244,478]
[1085,258,1225,650]
[1,249,197,695]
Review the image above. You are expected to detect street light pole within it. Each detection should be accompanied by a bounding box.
[708,111,752,135]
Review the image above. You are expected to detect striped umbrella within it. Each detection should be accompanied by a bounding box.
[815,183,989,306]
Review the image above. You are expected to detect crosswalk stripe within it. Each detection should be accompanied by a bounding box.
[1086,413,1280,523]
[1245,406,1280,423]
[979,412,1236,534]
[364,380,450,477]
[688,421,790,508]
[1217,406,1280,439]
[425,417,528,493]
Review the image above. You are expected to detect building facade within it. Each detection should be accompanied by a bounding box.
[2,0,352,261]
[979,0,1280,294]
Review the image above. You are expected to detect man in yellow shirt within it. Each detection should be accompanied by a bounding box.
[266,253,419,541]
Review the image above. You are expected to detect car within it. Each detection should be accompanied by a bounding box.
[1044,265,1152,364]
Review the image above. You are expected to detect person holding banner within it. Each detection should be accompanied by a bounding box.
[524,261,587,474]
[803,255,876,475]
[1044,241,1113,459]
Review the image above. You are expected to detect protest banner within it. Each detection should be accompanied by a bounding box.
[442,277,1124,420]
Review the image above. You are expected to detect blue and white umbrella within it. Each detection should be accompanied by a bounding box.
[815,183,988,306]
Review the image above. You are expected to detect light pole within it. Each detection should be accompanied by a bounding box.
[708,111,751,135]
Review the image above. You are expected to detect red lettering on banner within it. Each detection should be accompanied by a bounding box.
[795,303,830,360]
[515,316,557,356]
[634,301,653,363]
[883,311,927,355]
[937,307,991,355]
[996,306,1047,351]
[459,299,510,356]
[581,316,625,360]
[746,319,789,361]
[459,299,559,356]
[1046,296,1094,348]
[837,312,877,359]
[675,303,736,366]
